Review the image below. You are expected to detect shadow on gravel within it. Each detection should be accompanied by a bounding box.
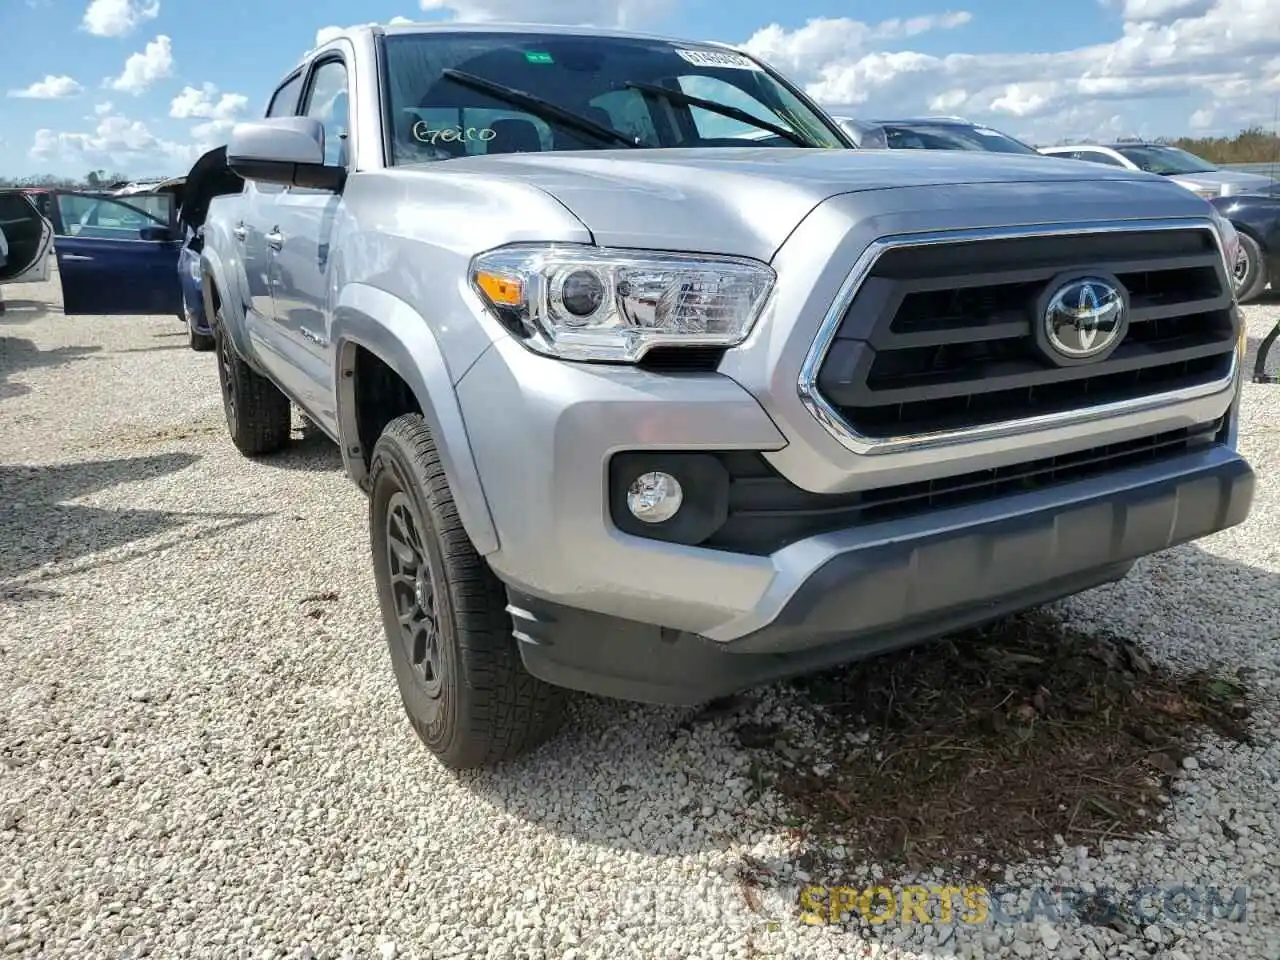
[112,342,193,354]
[0,299,53,325]
[0,452,268,589]
[462,543,1270,885]
[0,336,100,401]
[265,419,345,472]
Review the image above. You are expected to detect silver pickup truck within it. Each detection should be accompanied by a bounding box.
[199,22,1255,769]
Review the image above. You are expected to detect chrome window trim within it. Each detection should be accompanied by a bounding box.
[796,217,1239,457]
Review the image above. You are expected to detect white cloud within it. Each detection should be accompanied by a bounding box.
[312,16,419,50]
[7,75,84,99]
[82,0,160,37]
[94,101,114,116]
[314,25,345,47]
[170,83,248,121]
[416,0,670,27]
[1189,107,1215,129]
[30,110,195,170]
[743,0,1280,143]
[106,34,175,95]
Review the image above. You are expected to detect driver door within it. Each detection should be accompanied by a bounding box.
[52,192,184,315]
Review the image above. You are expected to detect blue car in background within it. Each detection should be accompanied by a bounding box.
[20,145,241,350]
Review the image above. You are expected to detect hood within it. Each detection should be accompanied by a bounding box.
[1172,168,1279,197]
[427,147,1172,260]
[177,145,243,232]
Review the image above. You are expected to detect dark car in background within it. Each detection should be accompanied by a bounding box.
[831,115,1044,155]
[1212,192,1280,305]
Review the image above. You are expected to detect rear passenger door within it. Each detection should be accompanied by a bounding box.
[238,71,304,333]
[269,53,352,429]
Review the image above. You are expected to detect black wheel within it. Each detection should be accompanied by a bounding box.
[1233,232,1268,304]
[212,309,291,456]
[189,321,215,352]
[369,413,566,769]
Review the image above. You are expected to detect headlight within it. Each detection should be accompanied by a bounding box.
[470,245,775,362]
[1208,207,1241,288]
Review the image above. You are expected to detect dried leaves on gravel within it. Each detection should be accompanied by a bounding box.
[741,611,1255,878]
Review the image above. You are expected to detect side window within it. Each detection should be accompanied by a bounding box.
[266,74,304,118]
[301,59,350,167]
[676,75,785,140]
[1079,150,1126,167]
[56,195,171,240]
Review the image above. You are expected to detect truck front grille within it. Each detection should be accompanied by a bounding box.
[703,418,1224,556]
[812,227,1237,440]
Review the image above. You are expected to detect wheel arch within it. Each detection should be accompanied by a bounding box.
[199,250,254,360]
[332,284,500,556]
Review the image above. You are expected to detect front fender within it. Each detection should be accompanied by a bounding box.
[332,283,500,556]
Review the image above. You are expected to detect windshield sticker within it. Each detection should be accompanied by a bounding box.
[412,122,497,144]
[673,48,760,70]
[524,51,555,64]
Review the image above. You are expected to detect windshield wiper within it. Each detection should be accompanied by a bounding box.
[440,69,638,149]
[623,81,815,147]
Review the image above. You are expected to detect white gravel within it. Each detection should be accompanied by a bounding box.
[2,273,1279,960]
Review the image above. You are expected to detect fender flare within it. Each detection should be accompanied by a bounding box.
[331,283,500,556]
[199,248,253,360]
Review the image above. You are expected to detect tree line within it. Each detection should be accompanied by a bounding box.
[0,169,139,189]
[1159,126,1280,165]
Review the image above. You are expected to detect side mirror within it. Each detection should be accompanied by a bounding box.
[139,224,173,242]
[227,117,344,191]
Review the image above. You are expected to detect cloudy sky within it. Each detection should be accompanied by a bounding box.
[2,0,1278,178]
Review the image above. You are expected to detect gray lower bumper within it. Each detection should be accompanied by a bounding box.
[511,446,1254,704]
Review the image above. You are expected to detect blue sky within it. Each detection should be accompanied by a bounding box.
[2,0,1277,179]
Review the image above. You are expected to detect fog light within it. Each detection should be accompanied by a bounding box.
[626,471,683,523]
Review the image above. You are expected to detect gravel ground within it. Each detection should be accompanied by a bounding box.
[1,272,1279,960]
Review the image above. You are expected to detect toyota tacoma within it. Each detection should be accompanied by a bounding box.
[187,22,1254,768]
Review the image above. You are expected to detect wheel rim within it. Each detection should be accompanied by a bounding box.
[216,328,236,430]
[1233,243,1250,288]
[385,491,444,698]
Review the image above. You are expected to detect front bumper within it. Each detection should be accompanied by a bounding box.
[457,336,1253,703]
[508,446,1252,704]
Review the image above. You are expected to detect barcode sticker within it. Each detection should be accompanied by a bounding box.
[673,48,760,70]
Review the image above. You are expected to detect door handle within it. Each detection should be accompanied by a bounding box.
[61,254,93,262]
[232,224,247,241]
[265,230,284,250]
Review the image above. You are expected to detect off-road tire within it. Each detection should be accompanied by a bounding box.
[213,310,291,456]
[1234,232,1268,304]
[369,413,566,769]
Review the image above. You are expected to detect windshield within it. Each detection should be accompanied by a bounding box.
[882,122,1040,155]
[381,32,847,164]
[1113,145,1219,175]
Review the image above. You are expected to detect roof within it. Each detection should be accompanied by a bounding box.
[307,20,742,51]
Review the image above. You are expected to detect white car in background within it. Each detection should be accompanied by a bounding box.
[0,190,54,305]
[1038,142,1279,199]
